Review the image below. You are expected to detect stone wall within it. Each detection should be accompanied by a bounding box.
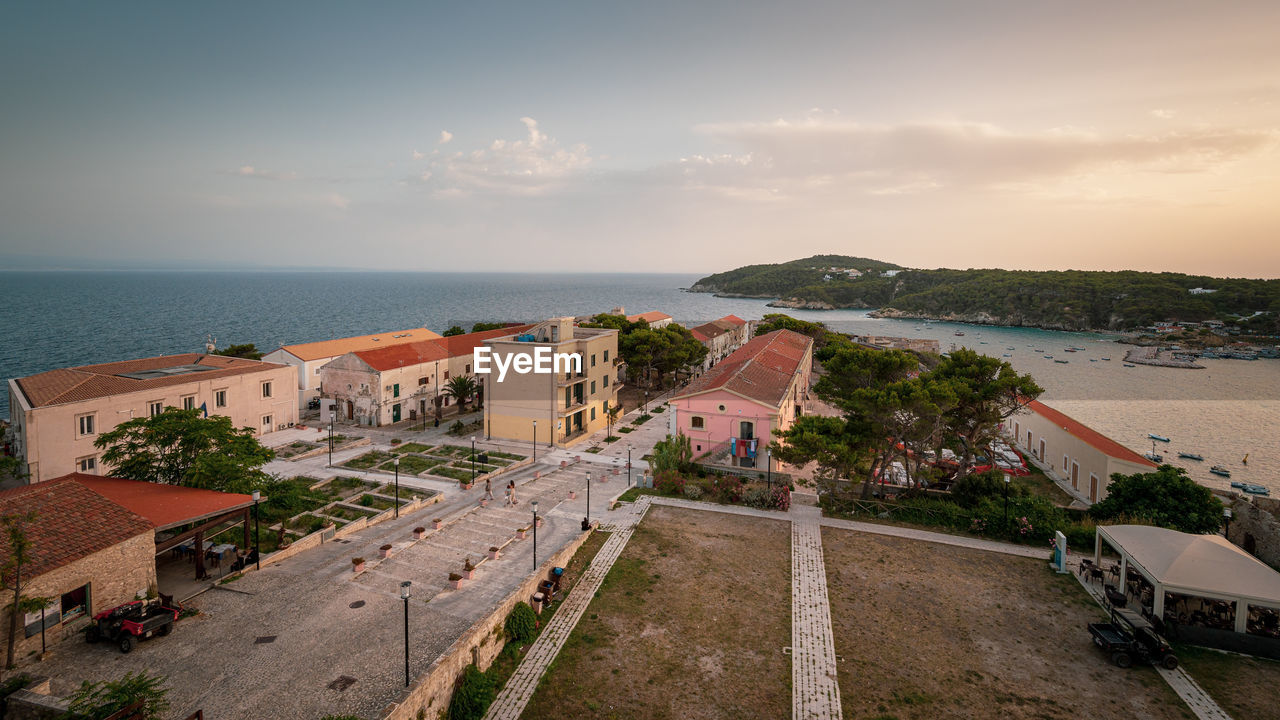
[3,531,156,665]
[1228,495,1280,570]
[378,527,593,720]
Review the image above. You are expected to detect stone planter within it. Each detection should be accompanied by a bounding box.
[535,518,544,529]
[379,544,393,559]
[489,547,500,560]
[461,482,473,491]
[352,558,366,573]
[433,519,443,530]
[612,467,620,475]
[480,499,489,507]
[413,527,426,540]
[517,529,527,540]
[534,471,541,479]
[569,491,576,500]
[560,460,567,469]
[464,569,476,580]
[450,578,463,590]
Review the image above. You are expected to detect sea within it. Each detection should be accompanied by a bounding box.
[2,271,1277,494]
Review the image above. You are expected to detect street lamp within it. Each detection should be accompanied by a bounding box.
[586,471,591,524]
[251,491,261,571]
[400,580,412,687]
[471,436,477,485]
[531,501,539,570]
[328,409,334,467]
[1003,474,1011,532]
[532,420,537,463]
[643,390,649,413]
[766,448,772,490]
[1224,507,1234,538]
[393,458,401,518]
[627,444,632,487]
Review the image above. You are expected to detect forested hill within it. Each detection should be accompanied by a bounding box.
[689,258,1280,332]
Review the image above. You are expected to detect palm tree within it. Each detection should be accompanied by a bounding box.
[443,376,479,414]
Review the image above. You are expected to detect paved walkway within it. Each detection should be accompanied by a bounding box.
[483,497,652,720]
[791,505,842,719]
[819,516,1048,559]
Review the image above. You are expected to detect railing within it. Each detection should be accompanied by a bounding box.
[556,372,588,386]
[560,427,588,443]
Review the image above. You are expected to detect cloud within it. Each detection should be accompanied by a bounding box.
[685,112,1275,198]
[439,130,453,144]
[418,118,592,197]
[233,165,298,181]
[1151,109,1177,120]
[411,149,425,160]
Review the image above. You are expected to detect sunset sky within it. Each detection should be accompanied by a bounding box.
[2,1,1278,276]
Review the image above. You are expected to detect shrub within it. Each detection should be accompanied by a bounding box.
[504,601,538,644]
[654,470,686,496]
[950,470,1026,508]
[743,486,772,509]
[683,485,704,501]
[68,671,170,720]
[771,487,791,511]
[713,475,744,504]
[447,664,496,720]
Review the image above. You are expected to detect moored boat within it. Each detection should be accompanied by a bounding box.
[1145,452,1163,462]
[1244,484,1270,496]
[1178,452,1204,461]
[1210,466,1232,478]
[1149,434,1171,442]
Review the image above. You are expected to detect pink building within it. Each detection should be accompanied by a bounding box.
[666,329,813,468]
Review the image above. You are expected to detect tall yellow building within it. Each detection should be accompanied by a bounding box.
[481,318,620,447]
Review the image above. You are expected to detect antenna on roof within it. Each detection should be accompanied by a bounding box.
[205,334,216,354]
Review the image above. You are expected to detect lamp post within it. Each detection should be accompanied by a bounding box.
[252,490,261,571]
[627,445,632,487]
[586,471,591,524]
[531,501,539,570]
[328,410,334,467]
[1224,507,1233,538]
[643,390,649,414]
[766,448,772,490]
[1003,474,1011,533]
[532,420,537,463]
[394,458,400,518]
[471,436,477,486]
[400,580,412,687]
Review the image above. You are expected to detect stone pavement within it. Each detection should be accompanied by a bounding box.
[483,496,653,720]
[791,505,842,720]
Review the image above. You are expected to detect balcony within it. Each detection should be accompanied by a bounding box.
[560,427,588,444]
[561,396,588,414]
[556,372,588,387]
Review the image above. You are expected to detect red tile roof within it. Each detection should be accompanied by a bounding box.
[690,322,729,342]
[351,325,536,372]
[15,354,288,409]
[1026,401,1157,467]
[717,314,747,327]
[626,311,672,324]
[274,328,442,361]
[68,474,255,531]
[689,327,711,342]
[0,476,154,578]
[671,329,812,409]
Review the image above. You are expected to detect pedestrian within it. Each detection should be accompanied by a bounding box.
[485,478,494,500]
[508,480,517,506]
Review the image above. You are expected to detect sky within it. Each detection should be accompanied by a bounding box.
[2,1,1279,276]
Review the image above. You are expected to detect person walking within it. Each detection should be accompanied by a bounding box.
[485,478,494,501]
[508,479,518,506]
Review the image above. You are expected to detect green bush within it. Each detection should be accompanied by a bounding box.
[950,470,1027,508]
[653,470,686,496]
[712,475,744,503]
[68,671,170,720]
[743,486,772,509]
[447,664,496,720]
[684,485,704,500]
[504,601,538,644]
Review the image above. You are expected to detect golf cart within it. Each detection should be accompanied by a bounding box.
[86,599,180,653]
[1088,607,1179,670]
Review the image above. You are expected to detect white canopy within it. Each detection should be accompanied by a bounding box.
[1097,525,1280,609]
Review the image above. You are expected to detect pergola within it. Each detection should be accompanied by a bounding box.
[1095,524,1280,633]
[73,476,256,581]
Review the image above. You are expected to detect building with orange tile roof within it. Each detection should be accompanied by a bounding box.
[320,325,534,427]
[624,310,673,328]
[667,329,813,468]
[8,354,297,482]
[263,328,442,411]
[689,315,754,373]
[1004,400,1157,505]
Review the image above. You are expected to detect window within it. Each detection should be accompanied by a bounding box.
[717,404,726,412]
[1063,455,1069,472]
[603,375,609,387]
[591,381,597,394]
[148,401,163,417]
[465,363,471,374]
[262,415,273,432]
[182,395,196,411]
[418,377,428,386]
[60,585,89,623]
[444,370,450,380]
[77,456,97,472]
[591,354,597,367]
[315,367,322,375]
[590,407,596,420]
[261,381,272,398]
[215,389,227,408]
[393,383,400,398]
[604,350,609,362]
[76,414,95,436]
[691,416,705,429]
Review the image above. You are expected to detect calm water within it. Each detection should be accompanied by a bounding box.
[2,272,1276,492]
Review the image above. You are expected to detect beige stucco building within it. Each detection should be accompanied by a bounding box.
[689,315,752,373]
[8,354,297,483]
[1004,399,1157,504]
[482,318,621,447]
[263,328,442,411]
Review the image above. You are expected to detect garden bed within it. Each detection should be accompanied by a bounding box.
[424,465,475,482]
[285,513,339,535]
[324,504,381,522]
[394,442,435,454]
[353,493,404,511]
[379,454,446,475]
[449,460,499,474]
[342,450,396,470]
[519,506,791,719]
[275,440,322,459]
[314,476,380,500]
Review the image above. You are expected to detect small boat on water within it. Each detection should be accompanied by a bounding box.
[1145,452,1164,462]
[1178,452,1204,461]
[1044,355,1054,359]
[1089,358,1097,362]
[1101,357,1111,361]
[1064,348,1077,353]
[1055,359,1069,364]
[955,331,965,336]
[1231,481,1246,489]
[1210,466,1232,478]
[1002,354,1011,358]
[1034,349,1044,353]
[1149,434,1171,442]
[1123,363,1136,368]
[1244,484,1270,496]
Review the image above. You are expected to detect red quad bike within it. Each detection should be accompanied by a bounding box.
[85,599,180,653]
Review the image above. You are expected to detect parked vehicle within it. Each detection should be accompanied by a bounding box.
[86,599,179,653]
[1087,608,1178,670]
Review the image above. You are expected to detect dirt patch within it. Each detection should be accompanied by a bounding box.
[1174,643,1280,720]
[822,528,1193,720]
[520,505,791,720]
